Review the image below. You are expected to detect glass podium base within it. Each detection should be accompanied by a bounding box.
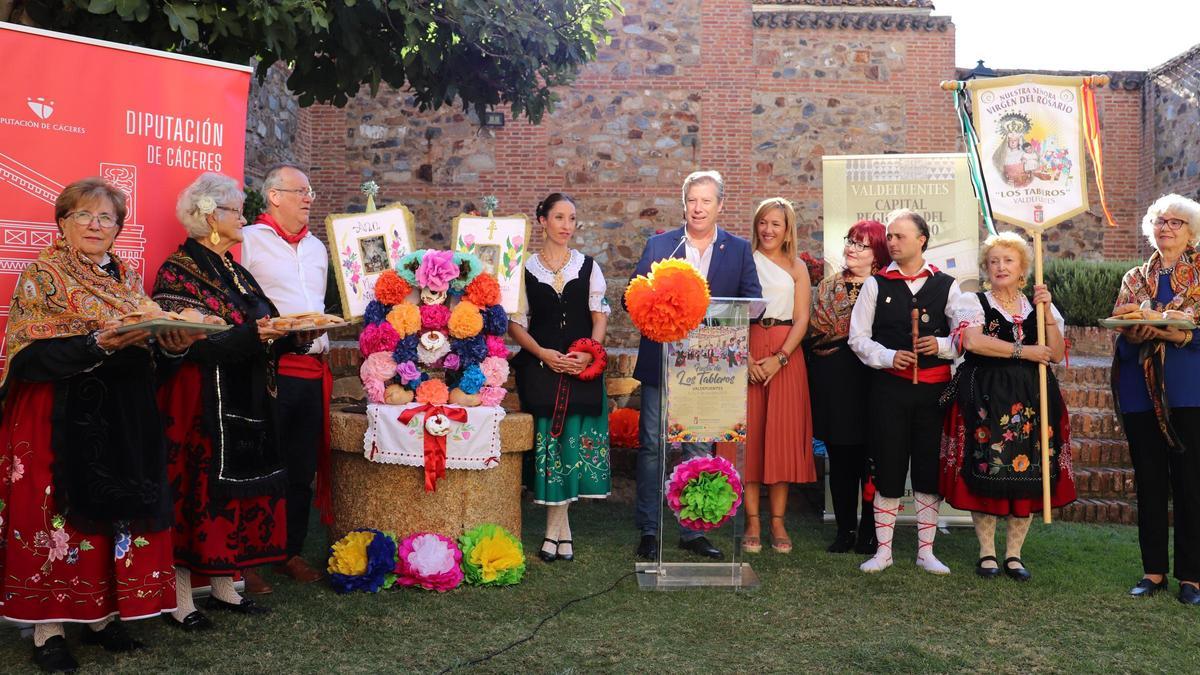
[634,562,759,590]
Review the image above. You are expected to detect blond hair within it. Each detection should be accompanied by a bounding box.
[749,197,798,257]
[981,230,1032,285]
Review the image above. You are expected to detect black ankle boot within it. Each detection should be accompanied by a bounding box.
[827,530,856,553]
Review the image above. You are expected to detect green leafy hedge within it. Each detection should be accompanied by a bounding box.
[1043,258,1139,326]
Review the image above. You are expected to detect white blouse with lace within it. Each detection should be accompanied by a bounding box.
[509,249,610,327]
[950,291,1065,334]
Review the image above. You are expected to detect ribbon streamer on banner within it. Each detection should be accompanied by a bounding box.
[398,403,469,491]
[1081,81,1118,227]
[950,84,997,236]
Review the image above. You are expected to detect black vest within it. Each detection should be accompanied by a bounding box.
[512,256,604,416]
[871,271,954,370]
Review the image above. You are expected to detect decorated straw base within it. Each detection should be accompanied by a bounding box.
[330,407,534,541]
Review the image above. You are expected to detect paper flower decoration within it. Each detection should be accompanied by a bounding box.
[451,334,487,367]
[395,533,463,592]
[458,364,487,395]
[416,378,449,405]
[374,270,411,305]
[609,408,640,449]
[360,351,398,384]
[486,335,509,359]
[665,456,743,532]
[442,353,462,371]
[482,305,508,337]
[624,258,710,343]
[451,252,483,291]
[387,303,421,337]
[397,250,424,285]
[449,300,484,339]
[478,385,506,407]
[417,250,459,292]
[465,273,501,307]
[420,304,451,331]
[396,360,422,385]
[479,356,509,387]
[327,529,398,594]
[364,300,388,326]
[360,322,400,356]
[364,379,385,404]
[392,334,418,364]
[459,524,525,586]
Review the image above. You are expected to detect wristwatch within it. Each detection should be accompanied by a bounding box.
[775,351,789,366]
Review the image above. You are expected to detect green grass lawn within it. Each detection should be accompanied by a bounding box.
[4,496,1198,673]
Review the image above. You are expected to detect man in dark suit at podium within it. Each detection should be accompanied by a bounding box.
[630,170,762,561]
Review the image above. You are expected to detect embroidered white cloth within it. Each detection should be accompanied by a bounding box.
[363,403,506,470]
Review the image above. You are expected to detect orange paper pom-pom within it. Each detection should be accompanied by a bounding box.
[415,378,449,405]
[608,408,640,448]
[386,303,421,337]
[624,258,710,343]
[374,270,411,305]
[465,273,501,307]
[448,300,484,339]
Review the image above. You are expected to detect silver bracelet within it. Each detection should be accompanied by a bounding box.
[1011,341,1023,360]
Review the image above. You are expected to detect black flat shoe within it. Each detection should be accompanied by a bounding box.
[679,536,723,560]
[556,539,574,562]
[163,611,214,631]
[975,555,1001,578]
[80,621,144,652]
[636,534,658,561]
[853,531,878,555]
[539,538,558,563]
[1129,577,1169,597]
[205,596,271,615]
[1004,557,1032,582]
[827,530,856,553]
[1179,583,1200,605]
[32,636,78,673]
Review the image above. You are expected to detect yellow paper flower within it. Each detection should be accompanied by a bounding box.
[469,532,523,582]
[387,303,421,337]
[448,300,484,339]
[327,530,374,576]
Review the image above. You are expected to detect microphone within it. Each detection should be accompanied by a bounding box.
[667,231,688,259]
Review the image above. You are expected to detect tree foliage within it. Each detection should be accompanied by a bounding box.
[6,0,620,121]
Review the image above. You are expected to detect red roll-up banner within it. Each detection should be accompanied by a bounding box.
[0,23,250,362]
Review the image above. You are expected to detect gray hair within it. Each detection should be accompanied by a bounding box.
[176,172,244,239]
[262,162,307,192]
[681,170,725,206]
[1141,193,1200,248]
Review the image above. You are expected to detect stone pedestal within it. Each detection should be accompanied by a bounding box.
[329,406,534,541]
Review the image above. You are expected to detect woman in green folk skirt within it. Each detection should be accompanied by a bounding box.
[509,193,611,563]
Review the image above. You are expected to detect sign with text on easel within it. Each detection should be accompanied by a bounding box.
[327,203,417,321]
[451,214,531,315]
[664,324,749,444]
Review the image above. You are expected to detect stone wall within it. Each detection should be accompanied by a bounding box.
[243,61,307,187]
[1145,45,1200,232]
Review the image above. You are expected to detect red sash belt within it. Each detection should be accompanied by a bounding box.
[884,363,951,384]
[279,353,334,525]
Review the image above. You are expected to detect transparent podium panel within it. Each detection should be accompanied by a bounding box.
[636,297,765,590]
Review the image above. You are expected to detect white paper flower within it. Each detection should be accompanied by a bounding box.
[421,288,447,306]
[407,534,456,575]
[195,195,217,216]
[425,413,453,437]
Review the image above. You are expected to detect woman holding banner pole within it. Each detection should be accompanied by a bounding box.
[1113,194,1200,604]
[806,219,890,554]
[740,197,814,554]
[939,232,1075,581]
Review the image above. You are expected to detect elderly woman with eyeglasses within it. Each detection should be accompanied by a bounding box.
[1113,194,1200,605]
[0,178,205,671]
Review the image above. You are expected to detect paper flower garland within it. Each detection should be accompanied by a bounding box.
[665,456,743,532]
[608,408,640,448]
[459,524,525,586]
[327,528,399,594]
[624,258,710,343]
[395,533,464,592]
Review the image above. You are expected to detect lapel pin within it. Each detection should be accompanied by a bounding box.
[720,244,725,250]
[885,296,892,303]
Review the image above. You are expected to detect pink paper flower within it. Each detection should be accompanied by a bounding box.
[396,360,421,384]
[420,304,451,331]
[396,532,463,592]
[480,356,510,387]
[364,378,385,403]
[478,385,506,407]
[360,352,397,384]
[665,455,743,532]
[443,353,462,371]
[416,250,459,292]
[486,335,509,359]
[359,322,400,356]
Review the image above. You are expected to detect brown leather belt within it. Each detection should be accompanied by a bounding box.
[752,318,793,328]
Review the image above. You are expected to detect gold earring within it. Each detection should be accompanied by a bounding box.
[210,229,221,246]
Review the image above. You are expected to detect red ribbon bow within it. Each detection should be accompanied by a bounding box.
[398,404,468,491]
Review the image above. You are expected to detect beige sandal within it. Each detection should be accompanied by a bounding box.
[743,514,762,554]
[770,516,793,554]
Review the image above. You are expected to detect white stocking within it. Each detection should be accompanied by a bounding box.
[33,623,64,647]
[210,575,243,605]
[914,492,950,574]
[860,493,898,572]
[171,567,197,622]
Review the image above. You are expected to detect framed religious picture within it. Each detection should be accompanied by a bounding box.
[451,213,532,314]
[327,203,417,321]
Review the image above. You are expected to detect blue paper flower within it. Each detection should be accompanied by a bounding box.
[451,334,487,367]
[405,371,430,391]
[397,250,425,285]
[364,300,389,326]
[328,528,398,594]
[482,304,508,336]
[459,364,486,395]
[392,334,418,364]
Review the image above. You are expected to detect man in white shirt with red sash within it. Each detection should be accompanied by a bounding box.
[242,163,336,589]
[848,208,962,575]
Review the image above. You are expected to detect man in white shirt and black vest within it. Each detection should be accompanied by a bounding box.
[848,208,962,575]
[241,163,340,590]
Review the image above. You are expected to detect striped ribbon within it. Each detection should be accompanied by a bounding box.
[951,84,997,236]
[1081,82,1117,227]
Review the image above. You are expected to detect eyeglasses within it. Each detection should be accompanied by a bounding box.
[63,211,118,229]
[1154,217,1187,230]
[272,187,316,200]
[844,237,869,253]
[215,205,245,218]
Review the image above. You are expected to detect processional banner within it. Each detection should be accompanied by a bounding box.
[0,24,250,362]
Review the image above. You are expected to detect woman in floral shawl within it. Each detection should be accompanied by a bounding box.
[804,219,890,555]
[1113,194,1200,605]
[152,173,313,628]
[0,178,203,672]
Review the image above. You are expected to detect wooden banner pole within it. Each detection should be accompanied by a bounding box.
[1031,228,1053,524]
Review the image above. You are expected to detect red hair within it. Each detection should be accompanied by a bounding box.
[843,219,890,277]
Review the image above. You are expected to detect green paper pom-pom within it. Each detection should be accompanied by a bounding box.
[458,523,526,586]
[678,472,738,525]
